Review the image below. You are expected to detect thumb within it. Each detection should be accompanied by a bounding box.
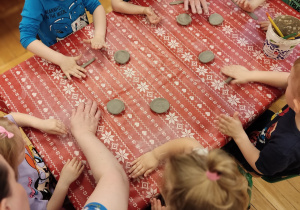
[74,54,82,61]
[83,39,91,44]
[144,168,154,177]
[233,112,240,120]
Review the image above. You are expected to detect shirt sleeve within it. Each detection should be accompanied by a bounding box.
[4,115,18,127]
[82,0,101,14]
[255,140,290,176]
[19,0,44,49]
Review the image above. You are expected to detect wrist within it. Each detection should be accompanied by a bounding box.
[233,132,249,144]
[56,179,70,190]
[72,130,95,139]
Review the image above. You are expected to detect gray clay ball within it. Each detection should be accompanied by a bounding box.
[209,13,224,26]
[150,98,170,113]
[107,99,125,115]
[114,50,130,64]
[169,0,184,5]
[248,12,258,20]
[176,13,192,26]
[198,50,214,63]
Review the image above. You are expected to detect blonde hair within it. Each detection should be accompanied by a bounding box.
[0,117,23,177]
[162,149,249,210]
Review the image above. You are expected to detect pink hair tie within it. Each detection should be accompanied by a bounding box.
[0,126,14,139]
[206,170,220,181]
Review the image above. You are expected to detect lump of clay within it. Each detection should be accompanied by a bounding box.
[150,98,170,113]
[198,50,214,63]
[209,13,224,26]
[107,99,125,115]
[114,50,130,64]
[176,13,192,26]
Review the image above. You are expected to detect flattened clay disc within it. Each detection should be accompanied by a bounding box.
[198,50,214,63]
[150,98,170,113]
[176,13,192,26]
[114,50,130,64]
[248,12,258,20]
[107,99,125,115]
[209,13,224,25]
[170,0,184,5]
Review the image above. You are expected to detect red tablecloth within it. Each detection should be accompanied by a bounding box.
[1,0,299,209]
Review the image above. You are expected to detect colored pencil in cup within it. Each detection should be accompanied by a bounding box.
[266,13,284,37]
[283,32,298,40]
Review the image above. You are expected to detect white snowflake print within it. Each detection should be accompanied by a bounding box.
[270,64,282,72]
[252,50,264,60]
[101,131,115,144]
[168,40,179,49]
[222,25,233,34]
[137,82,149,93]
[155,28,166,36]
[245,110,256,121]
[4,100,10,107]
[87,29,94,39]
[40,58,50,66]
[75,99,85,107]
[51,70,63,80]
[211,80,224,90]
[181,129,195,138]
[146,188,158,198]
[237,38,249,47]
[63,84,75,94]
[261,2,270,9]
[181,52,193,62]
[227,94,241,106]
[166,112,179,124]
[196,66,208,76]
[115,149,129,163]
[124,68,136,78]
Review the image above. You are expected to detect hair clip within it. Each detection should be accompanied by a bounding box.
[0,126,14,139]
[206,170,220,181]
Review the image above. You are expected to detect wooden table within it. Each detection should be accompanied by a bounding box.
[0,0,299,209]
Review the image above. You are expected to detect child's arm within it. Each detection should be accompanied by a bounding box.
[46,158,84,210]
[234,0,265,12]
[83,5,107,50]
[70,100,129,210]
[27,40,86,80]
[221,65,289,88]
[129,138,202,178]
[10,112,67,135]
[217,112,262,174]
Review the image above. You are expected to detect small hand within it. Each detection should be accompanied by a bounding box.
[70,99,101,138]
[144,7,162,24]
[129,151,159,178]
[59,157,84,186]
[59,55,87,80]
[258,20,270,31]
[151,198,167,210]
[83,37,107,50]
[217,112,245,139]
[184,0,209,15]
[234,0,255,12]
[221,65,251,84]
[40,119,67,135]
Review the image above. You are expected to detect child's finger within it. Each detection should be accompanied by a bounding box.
[144,168,154,177]
[78,165,85,175]
[130,157,140,166]
[128,161,140,173]
[70,71,82,79]
[70,157,77,165]
[83,39,91,44]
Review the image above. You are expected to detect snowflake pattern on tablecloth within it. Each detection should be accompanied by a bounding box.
[270,64,282,72]
[115,149,129,163]
[51,70,63,80]
[101,131,115,144]
[227,95,241,106]
[166,112,179,124]
[168,40,179,49]
[237,38,249,47]
[211,80,225,91]
[137,82,149,93]
[181,128,195,138]
[63,84,75,95]
[181,52,193,62]
[196,66,208,76]
[145,188,158,198]
[124,68,136,78]
[222,25,233,34]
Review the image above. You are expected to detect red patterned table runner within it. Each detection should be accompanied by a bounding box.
[1,0,299,209]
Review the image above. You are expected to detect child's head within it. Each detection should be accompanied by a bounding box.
[162,149,249,210]
[0,117,25,177]
[0,155,29,210]
[286,57,300,110]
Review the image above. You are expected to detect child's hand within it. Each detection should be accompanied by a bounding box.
[217,112,245,140]
[184,0,209,15]
[40,119,67,135]
[221,65,252,84]
[59,158,84,186]
[151,198,166,210]
[259,20,270,31]
[129,151,159,178]
[144,7,162,24]
[83,37,107,50]
[59,55,87,80]
[234,0,255,12]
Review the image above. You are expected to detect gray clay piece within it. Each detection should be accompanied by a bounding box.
[224,77,233,84]
[198,50,214,63]
[81,57,95,68]
[170,0,184,5]
[273,15,300,37]
[248,12,258,20]
[209,13,224,26]
[107,99,125,115]
[114,50,130,64]
[176,13,192,26]
[150,98,170,113]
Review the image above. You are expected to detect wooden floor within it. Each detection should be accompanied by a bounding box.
[1,1,299,210]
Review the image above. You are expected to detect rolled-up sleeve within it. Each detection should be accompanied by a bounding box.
[83,0,101,14]
[19,0,44,49]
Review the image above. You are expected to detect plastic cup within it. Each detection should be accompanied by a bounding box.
[263,24,300,60]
